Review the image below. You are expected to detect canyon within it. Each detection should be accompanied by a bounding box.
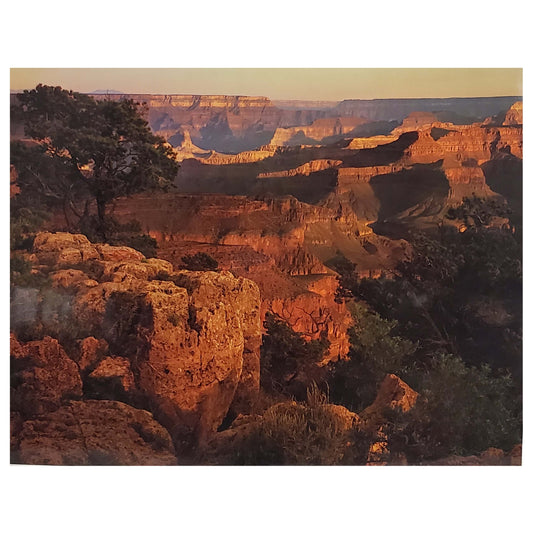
[10,89,522,465]
[82,93,520,152]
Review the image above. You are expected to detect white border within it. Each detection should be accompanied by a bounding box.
[2,1,530,532]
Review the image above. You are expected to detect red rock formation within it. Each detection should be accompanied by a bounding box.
[361,374,418,426]
[111,193,356,360]
[358,374,419,465]
[443,161,496,204]
[503,102,522,125]
[88,356,136,392]
[17,400,177,465]
[268,289,351,363]
[89,93,331,152]
[347,134,399,149]
[11,336,83,417]
[394,111,439,132]
[270,117,367,146]
[202,148,277,165]
[12,232,262,444]
[77,337,109,373]
[497,126,523,158]
[336,164,404,184]
[257,159,342,178]
[400,124,522,165]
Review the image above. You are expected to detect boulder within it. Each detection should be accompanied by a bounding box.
[15,232,263,450]
[361,373,418,428]
[33,232,100,267]
[76,336,109,373]
[131,271,261,441]
[88,356,136,393]
[16,400,177,465]
[11,337,83,417]
[359,374,419,464]
[50,269,98,290]
[95,243,145,263]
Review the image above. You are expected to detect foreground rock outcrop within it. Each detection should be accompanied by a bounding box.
[11,232,262,461]
[11,335,83,418]
[16,400,177,465]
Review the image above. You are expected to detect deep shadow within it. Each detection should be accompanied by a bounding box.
[369,161,449,224]
[482,153,523,224]
[252,168,338,204]
[341,131,419,167]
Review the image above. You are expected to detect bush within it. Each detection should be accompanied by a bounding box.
[10,255,50,289]
[227,384,368,465]
[180,252,218,271]
[385,354,522,462]
[79,215,158,258]
[328,302,416,412]
[10,204,49,251]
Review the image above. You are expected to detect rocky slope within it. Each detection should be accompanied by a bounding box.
[110,193,371,361]
[11,233,262,462]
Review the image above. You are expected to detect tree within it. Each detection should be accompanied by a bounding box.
[261,312,329,396]
[12,84,179,239]
[328,302,416,412]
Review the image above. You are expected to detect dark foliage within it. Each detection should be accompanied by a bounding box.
[385,354,522,461]
[260,312,330,398]
[328,303,416,413]
[180,252,219,271]
[78,216,158,258]
[334,224,522,377]
[445,195,512,229]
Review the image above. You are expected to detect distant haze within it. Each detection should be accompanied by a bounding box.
[10,68,522,100]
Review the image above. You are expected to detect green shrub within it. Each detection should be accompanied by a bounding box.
[328,302,416,412]
[10,255,50,289]
[10,204,49,251]
[385,354,522,462]
[180,252,218,271]
[260,312,330,396]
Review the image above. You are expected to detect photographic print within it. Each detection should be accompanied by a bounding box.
[9,68,522,466]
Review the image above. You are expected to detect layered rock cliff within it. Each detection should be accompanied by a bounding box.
[89,93,330,153]
[269,117,368,146]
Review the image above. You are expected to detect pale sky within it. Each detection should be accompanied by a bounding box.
[10,68,522,101]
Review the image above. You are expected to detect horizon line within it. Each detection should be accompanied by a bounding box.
[10,90,524,101]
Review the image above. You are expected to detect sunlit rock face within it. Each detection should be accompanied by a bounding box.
[111,193,387,361]
[16,400,177,465]
[11,233,262,450]
[503,101,523,125]
[269,117,368,146]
